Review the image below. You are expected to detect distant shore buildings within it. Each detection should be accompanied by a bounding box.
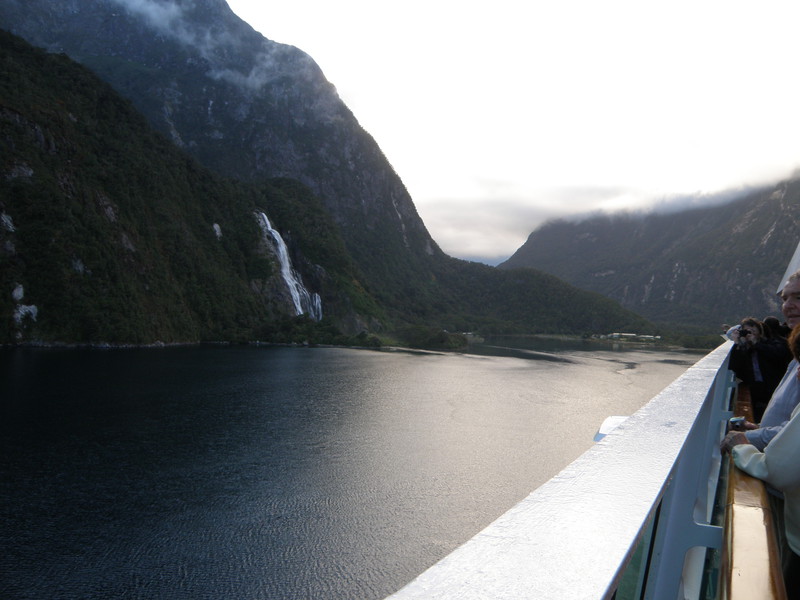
[602,332,662,342]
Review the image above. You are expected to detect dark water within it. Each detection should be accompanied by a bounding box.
[0,342,701,599]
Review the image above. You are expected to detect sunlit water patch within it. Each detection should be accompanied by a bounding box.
[0,342,702,599]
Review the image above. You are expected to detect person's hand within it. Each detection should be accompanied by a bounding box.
[720,431,750,454]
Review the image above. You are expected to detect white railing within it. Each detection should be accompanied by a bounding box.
[386,342,736,600]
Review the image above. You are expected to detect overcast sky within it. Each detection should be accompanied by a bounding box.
[225,0,800,264]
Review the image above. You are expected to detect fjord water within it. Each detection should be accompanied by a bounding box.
[0,341,701,600]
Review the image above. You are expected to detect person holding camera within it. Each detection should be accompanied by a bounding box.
[722,271,800,453]
[728,316,792,422]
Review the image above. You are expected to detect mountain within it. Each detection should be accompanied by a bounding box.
[0,0,442,320]
[0,27,653,345]
[500,184,800,329]
[0,30,382,344]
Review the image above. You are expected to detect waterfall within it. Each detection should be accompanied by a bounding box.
[256,212,323,321]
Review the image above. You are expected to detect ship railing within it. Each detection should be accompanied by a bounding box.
[386,341,780,600]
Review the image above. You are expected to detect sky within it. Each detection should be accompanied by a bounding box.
[225,0,800,264]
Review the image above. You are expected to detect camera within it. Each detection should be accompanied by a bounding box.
[729,416,746,431]
[738,328,751,337]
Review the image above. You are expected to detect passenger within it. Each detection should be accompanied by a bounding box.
[723,270,800,597]
[765,315,792,339]
[728,316,792,421]
[730,323,800,597]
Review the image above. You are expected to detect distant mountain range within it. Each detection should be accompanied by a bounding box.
[500,186,800,329]
[0,19,650,345]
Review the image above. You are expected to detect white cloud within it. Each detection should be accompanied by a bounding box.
[109,0,184,35]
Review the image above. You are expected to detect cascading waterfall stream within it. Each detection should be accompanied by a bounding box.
[256,212,322,321]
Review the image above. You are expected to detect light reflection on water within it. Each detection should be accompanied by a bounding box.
[0,341,702,599]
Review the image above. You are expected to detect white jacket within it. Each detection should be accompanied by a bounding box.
[734,399,800,554]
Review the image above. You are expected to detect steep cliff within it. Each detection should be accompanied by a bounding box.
[0,30,381,343]
[0,0,442,317]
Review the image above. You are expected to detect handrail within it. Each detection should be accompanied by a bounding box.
[732,383,756,424]
[720,460,786,600]
[720,384,787,599]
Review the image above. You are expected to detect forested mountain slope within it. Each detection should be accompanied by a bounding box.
[501,185,800,329]
[0,30,381,343]
[0,0,443,318]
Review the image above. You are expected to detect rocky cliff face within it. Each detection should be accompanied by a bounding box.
[500,182,800,329]
[0,0,441,294]
[0,28,392,343]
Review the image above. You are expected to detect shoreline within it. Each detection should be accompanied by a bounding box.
[0,331,712,353]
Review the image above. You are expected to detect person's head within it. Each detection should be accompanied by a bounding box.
[763,316,782,337]
[780,269,800,329]
[735,317,763,346]
[739,317,764,338]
